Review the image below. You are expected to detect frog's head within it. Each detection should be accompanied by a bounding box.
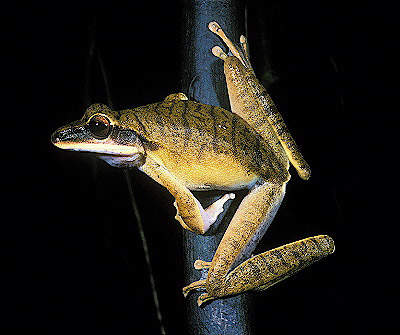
[51,104,145,168]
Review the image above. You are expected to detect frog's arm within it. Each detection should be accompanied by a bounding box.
[139,156,234,234]
[209,22,311,180]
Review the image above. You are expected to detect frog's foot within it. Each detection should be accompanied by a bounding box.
[183,281,217,306]
[174,193,235,234]
[208,21,251,69]
[194,259,211,270]
[197,293,216,307]
[197,193,235,231]
[182,279,206,298]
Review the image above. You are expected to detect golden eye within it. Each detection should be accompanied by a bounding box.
[88,114,112,139]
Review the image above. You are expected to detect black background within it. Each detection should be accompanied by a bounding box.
[3,0,393,333]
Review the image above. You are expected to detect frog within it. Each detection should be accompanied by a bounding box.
[51,21,334,307]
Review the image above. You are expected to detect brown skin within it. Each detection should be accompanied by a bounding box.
[52,22,334,307]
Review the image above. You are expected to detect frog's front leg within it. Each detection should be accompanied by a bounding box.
[140,157,234,234]
[209,21,311,181]
[183,181,335,306]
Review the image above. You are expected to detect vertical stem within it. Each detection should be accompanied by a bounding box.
[181,1,252,334]
[92,27,166,334]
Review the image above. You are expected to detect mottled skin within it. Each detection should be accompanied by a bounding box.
[123,97,288,188]
[52,22,334,306]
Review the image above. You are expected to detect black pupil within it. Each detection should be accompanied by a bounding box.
[88,115,111,139]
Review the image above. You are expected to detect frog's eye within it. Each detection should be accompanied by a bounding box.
[88,114,112,139]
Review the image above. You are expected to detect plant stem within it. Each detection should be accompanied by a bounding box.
[181,1,252,334]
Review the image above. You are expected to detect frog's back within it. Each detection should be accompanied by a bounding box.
[121,99,289,189]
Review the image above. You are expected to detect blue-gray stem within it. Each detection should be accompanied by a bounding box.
[181,1,252,334]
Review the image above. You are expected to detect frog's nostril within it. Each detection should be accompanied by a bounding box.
[51,131,60,144]
[51,128,68,145]
[51,126,71,144]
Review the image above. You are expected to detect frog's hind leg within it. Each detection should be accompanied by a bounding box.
[187,181,334,306]
[196,181,285,303]
[198,235,335,306]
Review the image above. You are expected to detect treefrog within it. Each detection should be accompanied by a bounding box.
[51,22,334,306]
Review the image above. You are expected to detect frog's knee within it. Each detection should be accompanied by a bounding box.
[164,93,188,101]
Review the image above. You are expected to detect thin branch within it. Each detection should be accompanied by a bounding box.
[86,19,167,334]
[123,171,166,335]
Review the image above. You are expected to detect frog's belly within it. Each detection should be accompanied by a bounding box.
[150,151,259,191]
[180,164,258,191]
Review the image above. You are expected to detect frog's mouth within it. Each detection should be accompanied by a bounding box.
[53,140,145,168]
[52,140,141,156]
[51,124,145,168]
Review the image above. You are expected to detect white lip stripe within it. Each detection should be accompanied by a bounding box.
[54,141,140,155]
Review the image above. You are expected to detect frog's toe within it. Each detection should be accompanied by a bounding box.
[212,46,228,60]
[182,279,207,298]
[194,259,211,270]
[208,21,222,33]
[197,292,216,307]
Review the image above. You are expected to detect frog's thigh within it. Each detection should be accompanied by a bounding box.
[195,181,334,306]
[140,158,233,234]
[205,182,286,293]
[183,181,285,305]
